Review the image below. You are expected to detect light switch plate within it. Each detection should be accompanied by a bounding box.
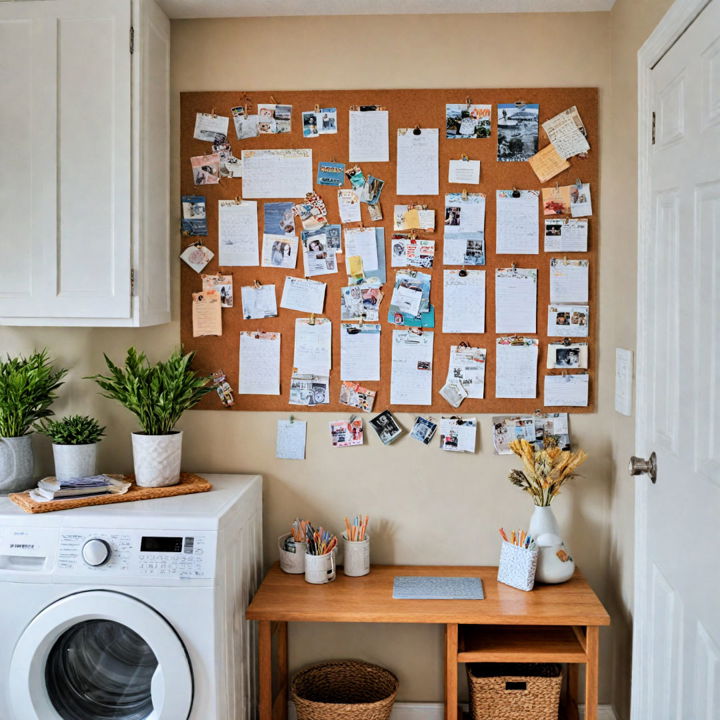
[615,348,633,416]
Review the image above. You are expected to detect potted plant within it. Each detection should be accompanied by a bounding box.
[36,415,106,482]
[0,351,67,493]
[89,348,211,487]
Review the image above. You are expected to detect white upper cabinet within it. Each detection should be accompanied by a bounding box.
[0,0,170,326]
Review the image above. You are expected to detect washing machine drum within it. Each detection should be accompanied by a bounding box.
[10,591,193,720]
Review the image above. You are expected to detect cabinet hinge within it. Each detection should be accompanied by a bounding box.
[130,25,134,55]
[651,111,656,145]
[130,269,137,296]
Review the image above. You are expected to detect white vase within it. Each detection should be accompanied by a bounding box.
[528,504,575,584]
[0,435,34,493]
[131,431,183,488]
[52,443,97,482]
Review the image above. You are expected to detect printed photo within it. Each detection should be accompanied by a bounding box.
[289,374,330,406]
[368,203,383,221]
[180,243,214,273]
[294,192,328,231]
[303,225,341,254]
[230,107,259,139]
[542,185,572,216]
[547,342,588,370]
[317,161,346,187]
[340,284,383,322]
[547,305,590,338]
[439,417,477,453]
[339,381,377,413]
[302,111,319,138]
[446,103,491,139]
[330,418,364,448]
[497,103,539,162]
[257,103,292,134]
[370,410,403,445]
[445,206,461,226]
[201,273,233,308]
[261,234,298,269]
[345,165,365,189]
[181,195,208,236]
[411,416,438,444]
[556,348,580,367]
[358,175,385,205]
[264,201,295,235]
[191,154,221,185]
[318,108,337,134]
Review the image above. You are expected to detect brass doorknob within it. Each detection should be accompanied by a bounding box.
[629,452,657,484]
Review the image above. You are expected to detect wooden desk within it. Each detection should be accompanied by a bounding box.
[246,564,610,720]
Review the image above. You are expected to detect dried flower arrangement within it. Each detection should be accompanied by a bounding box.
[508,438,588,507]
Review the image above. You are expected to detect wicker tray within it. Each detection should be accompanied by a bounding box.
[8,473,212,514]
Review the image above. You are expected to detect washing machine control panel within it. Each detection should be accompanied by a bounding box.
[56,529,216,579]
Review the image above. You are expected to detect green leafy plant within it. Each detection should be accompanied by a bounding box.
[36,415,106,445]
[0,351,67,437]
[88,347,211,435]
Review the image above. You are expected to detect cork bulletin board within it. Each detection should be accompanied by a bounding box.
[180,88,598,413]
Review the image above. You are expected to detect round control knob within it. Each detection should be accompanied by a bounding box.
[82,539,111,567]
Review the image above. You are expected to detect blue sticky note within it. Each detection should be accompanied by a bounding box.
[393,576,485,600]
[317,161,345,186]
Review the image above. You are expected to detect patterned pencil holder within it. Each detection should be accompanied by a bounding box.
[497,540,539,592]
[278,533,306,574]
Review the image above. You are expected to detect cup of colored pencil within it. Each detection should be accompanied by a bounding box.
[497,527,539,592]
[342,515,370,577]
[278,519,309,574]
[304,522,337,584]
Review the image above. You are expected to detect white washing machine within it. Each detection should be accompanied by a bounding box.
[0,473,262,720]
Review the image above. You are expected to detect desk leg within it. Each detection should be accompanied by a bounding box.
[585,626,599,720]
[445,623,458,720]
[566,663,580,720]
[259,621,273,720]
[274,622,288,720]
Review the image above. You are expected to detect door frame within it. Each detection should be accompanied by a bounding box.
[633,1,714,717]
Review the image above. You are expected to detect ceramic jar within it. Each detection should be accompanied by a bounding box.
[0,435,34,493]
[131,431,183,487]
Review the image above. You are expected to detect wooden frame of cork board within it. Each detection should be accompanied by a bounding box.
[180,88,598,413]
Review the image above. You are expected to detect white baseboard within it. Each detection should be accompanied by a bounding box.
[289,701,617,719]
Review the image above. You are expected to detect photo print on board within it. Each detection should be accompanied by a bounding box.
[497,103,539,161]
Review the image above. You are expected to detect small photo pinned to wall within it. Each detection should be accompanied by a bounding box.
[264,201,296,236]
[339,381,377,413]
[257,103,292,133]
[180,243,214,273]
[547,304,589,337]
[318,108,337,134]
[201,273,233,308]
[302,111,320,138]
[370,410,403,445]
[190,154,221,185]
[546,342,588,369]
[497,103,539,162]
[181,195,207,236]
[439,417,477,453]
[411,416,438,445]
[330,418,364,447]
[445,104,491,139]
[262,234,298,269]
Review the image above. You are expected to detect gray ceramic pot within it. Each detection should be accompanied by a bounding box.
[0,435,35,493]
[52,443,98,482]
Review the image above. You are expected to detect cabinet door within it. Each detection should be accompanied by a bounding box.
[0,0,132,319]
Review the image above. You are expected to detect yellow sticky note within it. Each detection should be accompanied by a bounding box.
[348,255,364,278]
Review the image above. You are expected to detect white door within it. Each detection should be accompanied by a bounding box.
[0,0,132,319]
[634,1,720,718]
[9,590,193,720]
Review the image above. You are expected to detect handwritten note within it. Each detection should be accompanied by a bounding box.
[341,324,381,381]
[550,258,589,303]
[442,270,485,333]
[241,149,313,198]
[293,318,331,376]
[495,338,539,399]
[276,419,306,460]
[192,291,222,337]
[391,330,434,405]
[218,200,259,266]
[349,110,389,162]
[528,144,570,183]
[496,190,539,254]
[396,128,439,195]
[495,268,537,334]
[239,332,280,395]
[542,106,590,159]
[280,277,326,314]
[344,228,378,275]
[544,373,590,406]
[338,189,361,224]
[448,159,480,184]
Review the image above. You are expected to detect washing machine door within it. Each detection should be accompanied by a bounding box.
[9,590,193,720]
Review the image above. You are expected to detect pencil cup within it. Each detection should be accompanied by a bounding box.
[304,550,336,584]
[278,533,306,574]
[342,534,370,577]
[497,540,539,592]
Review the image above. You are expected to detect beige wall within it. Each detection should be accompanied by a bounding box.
[0,5,670,710]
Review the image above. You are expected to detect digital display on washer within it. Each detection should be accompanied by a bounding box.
[140,537,183,553]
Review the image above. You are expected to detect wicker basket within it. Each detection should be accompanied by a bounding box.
[467,663,562,720]
[291,660,399,720]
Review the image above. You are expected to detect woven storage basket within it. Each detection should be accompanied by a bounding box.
[467,663,562,720]
[291,660,398,720]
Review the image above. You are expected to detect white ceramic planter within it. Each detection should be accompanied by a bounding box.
[528,505,575,584]
[0,435,34,493]
[52,443,97,482]
[131,431,183,488]
[528,505,562,547]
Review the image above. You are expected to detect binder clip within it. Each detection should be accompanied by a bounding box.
[461,189,468,201]
[458,266,467,277]
[512,187,521,198]
[461,154,469,162]
[308,314,316,326]
[562,337,572,346]
[413,124,422,135]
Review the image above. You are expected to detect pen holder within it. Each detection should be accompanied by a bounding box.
[342,533,370,577]
[497,540,539,592]
[304,550,336,584]
[278,533,306,574]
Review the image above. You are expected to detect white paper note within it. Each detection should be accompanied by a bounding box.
[570,183,593,217]
[439,417,477,453]
[544,373,590,407]
[341,324,381,381]
[344,228,378,274]
[391,330,434,405]
[194,112,229,142]
[293,318,331,376]
[547,304,590,337]
[218,200,259,266]
[550,259,589,303]
[496,190,539,254]
[542,106,590,159]
[276,419,306,460]
[280,277,326,314]
[396,128,439,195]
[442,270,485,333]
[447,345,486,399]
[495,268,537,334]
[495,338,539,399]
[448,159,480,184]
[241,149,313,198]
[349,110,389,162]
[261,234,298,268]
[240,284,277,319]
[239,332,280,395]
[337,189,361,224]
[544,219,588,252]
